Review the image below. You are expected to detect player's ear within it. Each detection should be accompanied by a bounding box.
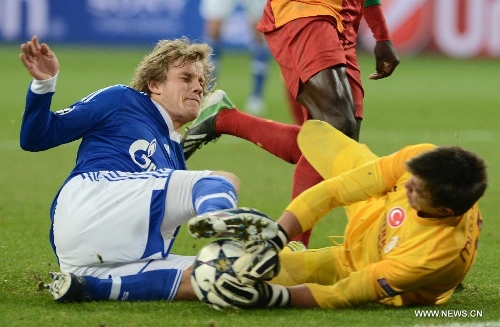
[148,80,160,95]
[437,207,455,217]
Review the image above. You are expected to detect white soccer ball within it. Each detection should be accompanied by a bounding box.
[191,239,245,303]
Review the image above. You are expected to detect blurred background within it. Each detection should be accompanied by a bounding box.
[0,0,498,58]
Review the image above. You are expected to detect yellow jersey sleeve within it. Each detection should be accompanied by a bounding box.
[306,256,453,308]
[307,216,480,309]
[286,159,388,231]
[287,144,437,232]
[306,262,390,308]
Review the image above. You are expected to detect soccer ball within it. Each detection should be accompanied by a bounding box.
[191,239,245,303]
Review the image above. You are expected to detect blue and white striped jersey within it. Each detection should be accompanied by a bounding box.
[21,83,186,175]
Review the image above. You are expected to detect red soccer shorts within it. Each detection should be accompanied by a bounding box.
[263,16,364,118]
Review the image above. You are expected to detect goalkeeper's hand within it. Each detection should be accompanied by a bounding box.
[206,273,290,310]
[233,225,289,284]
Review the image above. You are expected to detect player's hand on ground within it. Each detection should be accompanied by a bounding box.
[207,273,259,309]
[369,40,400,80]
[20,35,60,80]
[207,273,290,309]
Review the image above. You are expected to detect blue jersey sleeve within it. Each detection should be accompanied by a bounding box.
[20,84,122,151]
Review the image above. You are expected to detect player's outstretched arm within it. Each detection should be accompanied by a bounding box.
[207,274,320,309]
[20,35,59,80]
[362,3,400,79]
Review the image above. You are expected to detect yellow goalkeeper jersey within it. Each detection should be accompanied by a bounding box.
[286,143,483,308]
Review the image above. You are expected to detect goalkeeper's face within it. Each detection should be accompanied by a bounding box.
[405,176,452,218]
[149,60,205,130]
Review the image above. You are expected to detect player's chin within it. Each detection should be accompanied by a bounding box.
[185,105,200,118]
[185,111,199,123]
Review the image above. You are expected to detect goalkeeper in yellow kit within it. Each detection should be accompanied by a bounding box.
[188,120,488,309]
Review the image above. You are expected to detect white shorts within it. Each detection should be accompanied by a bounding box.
[67,254,196,279]
[53,169,210,278]
[199,0,266,23]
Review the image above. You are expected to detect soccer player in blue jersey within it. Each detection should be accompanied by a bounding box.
[19,35,241,302]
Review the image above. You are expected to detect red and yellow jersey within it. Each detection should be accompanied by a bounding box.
[257,0,365,42]
[286,144,483,308]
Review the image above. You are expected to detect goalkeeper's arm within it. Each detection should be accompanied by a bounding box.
[287,285,320,307]
[276,211,303,241]
[208,275,321,309]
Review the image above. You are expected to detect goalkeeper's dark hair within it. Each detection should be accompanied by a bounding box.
[130,37,215,96]
[406,146,487,216]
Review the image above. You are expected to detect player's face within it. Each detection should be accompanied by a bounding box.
[149,60,205,130]
[405,176,442,217]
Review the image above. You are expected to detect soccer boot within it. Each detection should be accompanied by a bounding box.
[188,207,278,242]
[181,89,235,160]
[45,272,91,303]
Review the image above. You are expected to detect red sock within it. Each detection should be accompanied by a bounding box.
[215,108,302,164]
[291,155,324,246]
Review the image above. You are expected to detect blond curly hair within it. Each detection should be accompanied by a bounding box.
[130,37,214,95]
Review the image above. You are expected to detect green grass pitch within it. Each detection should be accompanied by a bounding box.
[0,43,498,327]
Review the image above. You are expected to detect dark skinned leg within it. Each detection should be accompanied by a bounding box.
[297,65,358,141]
[354,117,362,141]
